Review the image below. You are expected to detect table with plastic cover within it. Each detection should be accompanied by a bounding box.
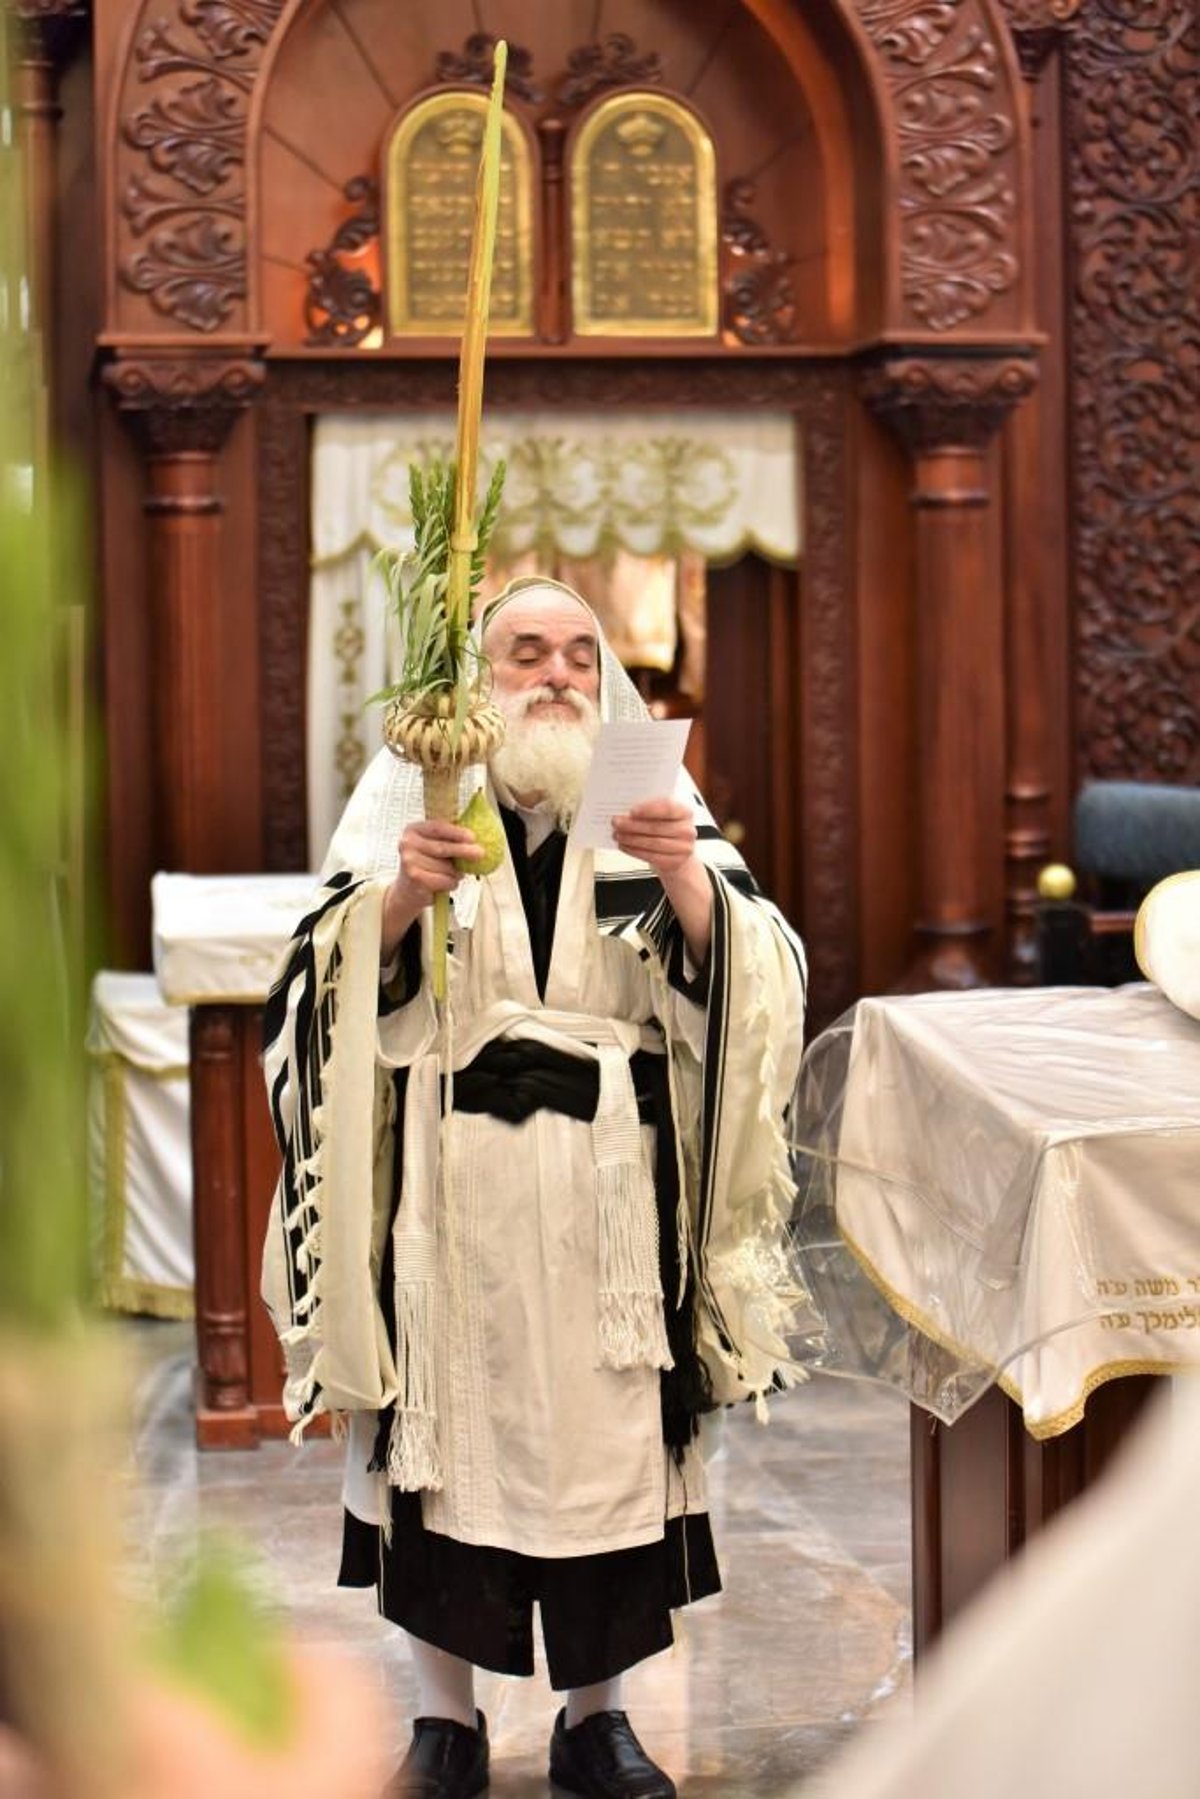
[790,983,1200,1647]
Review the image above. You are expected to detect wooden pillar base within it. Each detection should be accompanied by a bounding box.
[185,1002,319,1448]
[911,1375,1157,1656]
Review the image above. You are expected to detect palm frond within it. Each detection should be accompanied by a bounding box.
[372,453,508,717]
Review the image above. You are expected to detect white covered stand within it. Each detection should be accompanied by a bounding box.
[88,971,192,1319]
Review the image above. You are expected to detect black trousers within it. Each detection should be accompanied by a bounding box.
[339,1493,720,1690]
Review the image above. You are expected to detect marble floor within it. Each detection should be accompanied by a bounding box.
[120,1322,912,1797]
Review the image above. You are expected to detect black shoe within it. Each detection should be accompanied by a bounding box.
[389,1710,489,1799]
[549,1708,676,1799]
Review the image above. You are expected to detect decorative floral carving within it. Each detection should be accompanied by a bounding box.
[258,392,311,872]
[117,0,285,332]
[181,0,282,59]
[333,599,368,797]
[435,32,543,104]
[720,178,797,346]
[800,374,859,1025]
[558,33,663,108]
[858,0,1022,329]
[304,176,381,349]
[121,209,246,333]
[103,354,265,456]
[861,355,1038,450]
[1067,0,1199,785]
[123,77,244,195]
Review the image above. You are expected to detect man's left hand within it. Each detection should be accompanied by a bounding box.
[611,799,697,875]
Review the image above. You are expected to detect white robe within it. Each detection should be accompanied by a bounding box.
[262,773,807,1564]
[344,822,719,1555]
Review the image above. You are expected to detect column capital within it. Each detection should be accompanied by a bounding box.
[11,1,88,70]
[861,355,1038,456]
[996,0,1087,81]
[102,352,265,457]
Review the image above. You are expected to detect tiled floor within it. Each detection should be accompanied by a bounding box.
[120,1322,912,1796]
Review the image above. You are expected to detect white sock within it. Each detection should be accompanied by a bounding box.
[406,1633,477,1729]
[565,1677,623,1728]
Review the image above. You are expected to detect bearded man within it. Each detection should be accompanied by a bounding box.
[263,579,807,1799]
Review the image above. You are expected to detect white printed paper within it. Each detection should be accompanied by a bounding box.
[570,720,692,851]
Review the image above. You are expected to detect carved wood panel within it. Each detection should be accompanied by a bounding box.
[1066,0,1199,785]
[800,370,859,1025]
[856,0,1026,332]
[108,0,1029,343]
[113,0,286,333]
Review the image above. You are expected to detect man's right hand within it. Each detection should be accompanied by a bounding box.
[381,820,483,961]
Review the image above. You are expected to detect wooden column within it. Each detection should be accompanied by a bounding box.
[188,1001,310,1449]
[11,3,85,338]
[1000,1,1085,980]
[189,1006,257,1448]
[536,116,568,343]
[863,357,1037,990]
[103,354,264,872]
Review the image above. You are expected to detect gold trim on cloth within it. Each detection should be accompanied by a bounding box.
[92,1051,194,1322]
[839,1224,1189,1442]
[385,90,534,337]
[571,92,718,338]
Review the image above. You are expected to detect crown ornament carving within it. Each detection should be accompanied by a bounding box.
[614,112,665,157]
[435,112,484,156]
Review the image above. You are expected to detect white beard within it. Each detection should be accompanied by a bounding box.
[490,687,599,831]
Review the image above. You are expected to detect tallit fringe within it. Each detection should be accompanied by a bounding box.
[596,1162,673,1372]
[712,934,811,1411]
[387,1233,443,1492]
[283,1347,326,1444]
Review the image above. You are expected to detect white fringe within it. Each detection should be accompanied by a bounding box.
[596,1162,673,1372]
[387,1232,443,1492]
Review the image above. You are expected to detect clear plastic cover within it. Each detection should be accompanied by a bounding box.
[786,985,1200,1432]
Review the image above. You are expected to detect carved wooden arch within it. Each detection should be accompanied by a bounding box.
[105,0,1032,345]
[244,0,886,345]
[745,0,1033,337]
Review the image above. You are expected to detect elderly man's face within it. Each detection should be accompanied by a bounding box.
[486,594,601,721]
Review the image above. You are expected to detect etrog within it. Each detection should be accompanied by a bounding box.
[454,790,506,876]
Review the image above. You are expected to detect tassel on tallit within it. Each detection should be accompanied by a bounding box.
[386,1229,444,1491]
[593,1045,672,1372]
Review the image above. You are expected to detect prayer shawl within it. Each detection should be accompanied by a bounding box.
[261,584,808,1534]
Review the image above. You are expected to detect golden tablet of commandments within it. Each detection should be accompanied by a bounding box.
[572,93,718,337]
[386,91,534,337]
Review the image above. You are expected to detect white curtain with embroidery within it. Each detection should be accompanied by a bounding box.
[307,409,801,863]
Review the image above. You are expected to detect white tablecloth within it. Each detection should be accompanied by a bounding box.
[791,985,1200,1436]
[88,971,192,1318]
[151,873,318,1004]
